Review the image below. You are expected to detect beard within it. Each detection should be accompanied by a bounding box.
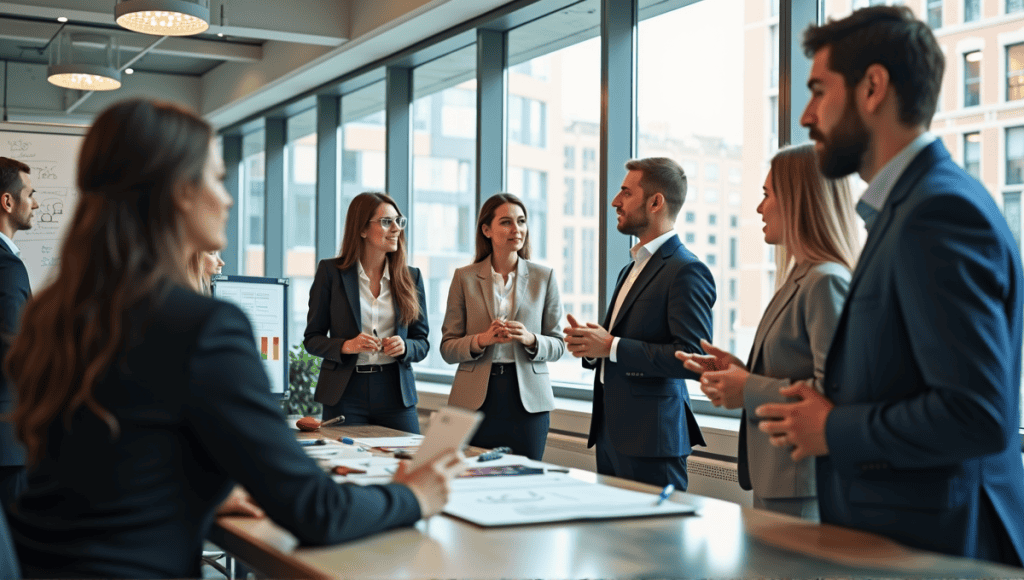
[616,208,649,237]
[812,95,870,179]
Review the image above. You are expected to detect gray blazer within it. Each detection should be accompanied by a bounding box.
[441,258,565,413]
[738,261,849,499]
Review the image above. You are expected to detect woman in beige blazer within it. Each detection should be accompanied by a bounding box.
[676,144,859,520]
[441,193,565,460]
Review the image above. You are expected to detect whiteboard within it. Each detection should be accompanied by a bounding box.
[211,275,290,399]
[1,126,85,290]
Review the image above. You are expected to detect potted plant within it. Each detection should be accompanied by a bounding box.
[284,343,322,418]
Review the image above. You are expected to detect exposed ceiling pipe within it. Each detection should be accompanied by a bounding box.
[65,35,167,115]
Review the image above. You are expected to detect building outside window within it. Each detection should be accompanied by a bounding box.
[410,46,477,371]
[1007,126,1024,185]
[241,128,265,276]
[563,228,575,294]
[1010,0,1023,14]
[965,0,980,21]
[284,109,317,359]
[564,177,576,215]
[1007,44,1024,101]
[927,0,942,28]
[965,51,981,107]
[564,145,575,169]
[964,132,981,180]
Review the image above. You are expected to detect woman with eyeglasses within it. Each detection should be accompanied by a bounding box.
[440,194,565,460]
[304,192,428,433]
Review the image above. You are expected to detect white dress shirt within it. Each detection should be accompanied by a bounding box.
[0,231,21,257]
[490,264,517,363]
[599,229,677,382]
[356,259,397,366]
[856,132,937,230]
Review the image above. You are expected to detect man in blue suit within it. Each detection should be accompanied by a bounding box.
[757,7,1024,565]
[565,157,715,491]
[0,157,36,514]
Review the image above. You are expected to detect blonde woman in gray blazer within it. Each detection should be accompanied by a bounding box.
[441,194,565,460]
[676,144,859,520]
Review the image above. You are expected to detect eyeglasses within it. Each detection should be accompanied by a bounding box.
[368,216,408,230]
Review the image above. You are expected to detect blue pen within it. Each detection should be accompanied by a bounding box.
[340,437,368,451]
[655,483,675,506]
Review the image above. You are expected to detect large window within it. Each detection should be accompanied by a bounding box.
[965,51,981,108]
[507,3,601,386]
[341,81,387,240]
[964,132,981,180]
[965,0,980,21]
[638,0,769,401]
[1007,44,1024,102]
[927,0,942,28]
[241,128,265,276]
[410,46,477,372]
[285,108,317,358]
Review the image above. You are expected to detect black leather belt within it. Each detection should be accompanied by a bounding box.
[355,363,395,373]
[490,362,516,375]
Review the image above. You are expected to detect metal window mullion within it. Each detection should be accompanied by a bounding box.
[477,28,507,209]
[222,134,242,275]
[265,117,286,278]
[316,95,340,260]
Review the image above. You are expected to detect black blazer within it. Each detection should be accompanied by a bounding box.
[0,241,29,468]
[9,287,421,579]
[304,258,429,407]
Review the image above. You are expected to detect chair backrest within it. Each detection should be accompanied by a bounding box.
[0,506,19,579]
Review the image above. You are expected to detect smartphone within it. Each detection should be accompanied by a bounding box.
[409,406,484,471]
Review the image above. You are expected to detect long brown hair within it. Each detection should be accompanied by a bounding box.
[771,143,859,287]
[473,193,531,263]
[5,99,211,465]
[337,192,420,325]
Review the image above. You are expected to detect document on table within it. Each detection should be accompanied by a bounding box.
[351,436,424,448]
[444,473,696,526]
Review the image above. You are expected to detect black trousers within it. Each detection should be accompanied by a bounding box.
[469,365,549,461]
[322,364,420,434]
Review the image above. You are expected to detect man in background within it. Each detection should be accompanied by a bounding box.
[0,157,37,511]
[756,6,1024,565]
[565,157,715,491]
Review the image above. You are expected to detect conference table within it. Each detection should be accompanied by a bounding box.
[209,424,1024,579]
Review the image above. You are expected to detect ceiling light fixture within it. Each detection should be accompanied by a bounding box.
[125,68,135,74]
[56,16,68,23]
[47,31,122,91]
[114,0,210,36]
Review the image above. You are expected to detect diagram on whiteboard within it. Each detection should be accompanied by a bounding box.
[2,129,84,289]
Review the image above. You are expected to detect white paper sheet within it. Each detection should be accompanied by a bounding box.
[444,475,695,526]
[351,436,425,447]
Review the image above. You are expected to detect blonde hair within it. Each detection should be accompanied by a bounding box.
[187,252,211,296]
[771,143,859,288]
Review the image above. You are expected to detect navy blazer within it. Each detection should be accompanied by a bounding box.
[819,140,1024,564]
[10,287,421,578]
[0,241,29,468]
[304,258,429,408]
[587,235,714,457]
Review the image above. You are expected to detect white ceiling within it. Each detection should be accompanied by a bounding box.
[0,0,517,128]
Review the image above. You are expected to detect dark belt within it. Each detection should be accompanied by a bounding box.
[490,362,516,375]
[355,363,396,374]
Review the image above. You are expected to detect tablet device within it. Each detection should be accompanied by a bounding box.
[409,406,483,471]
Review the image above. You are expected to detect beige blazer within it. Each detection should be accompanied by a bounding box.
[441,258,565,413]
[738,261,850,499]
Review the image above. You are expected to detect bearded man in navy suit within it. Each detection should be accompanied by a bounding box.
[564,157,715,491]
[0,157,37,516]
[757,7,1024,565]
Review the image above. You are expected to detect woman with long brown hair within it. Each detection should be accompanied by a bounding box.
[676,143,858,520]
[440,193,564,460]
[4,99,459,578]
[304,192,429,433]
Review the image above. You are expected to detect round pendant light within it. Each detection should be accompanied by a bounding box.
[47,32,122,91]
[115,0,210,36]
